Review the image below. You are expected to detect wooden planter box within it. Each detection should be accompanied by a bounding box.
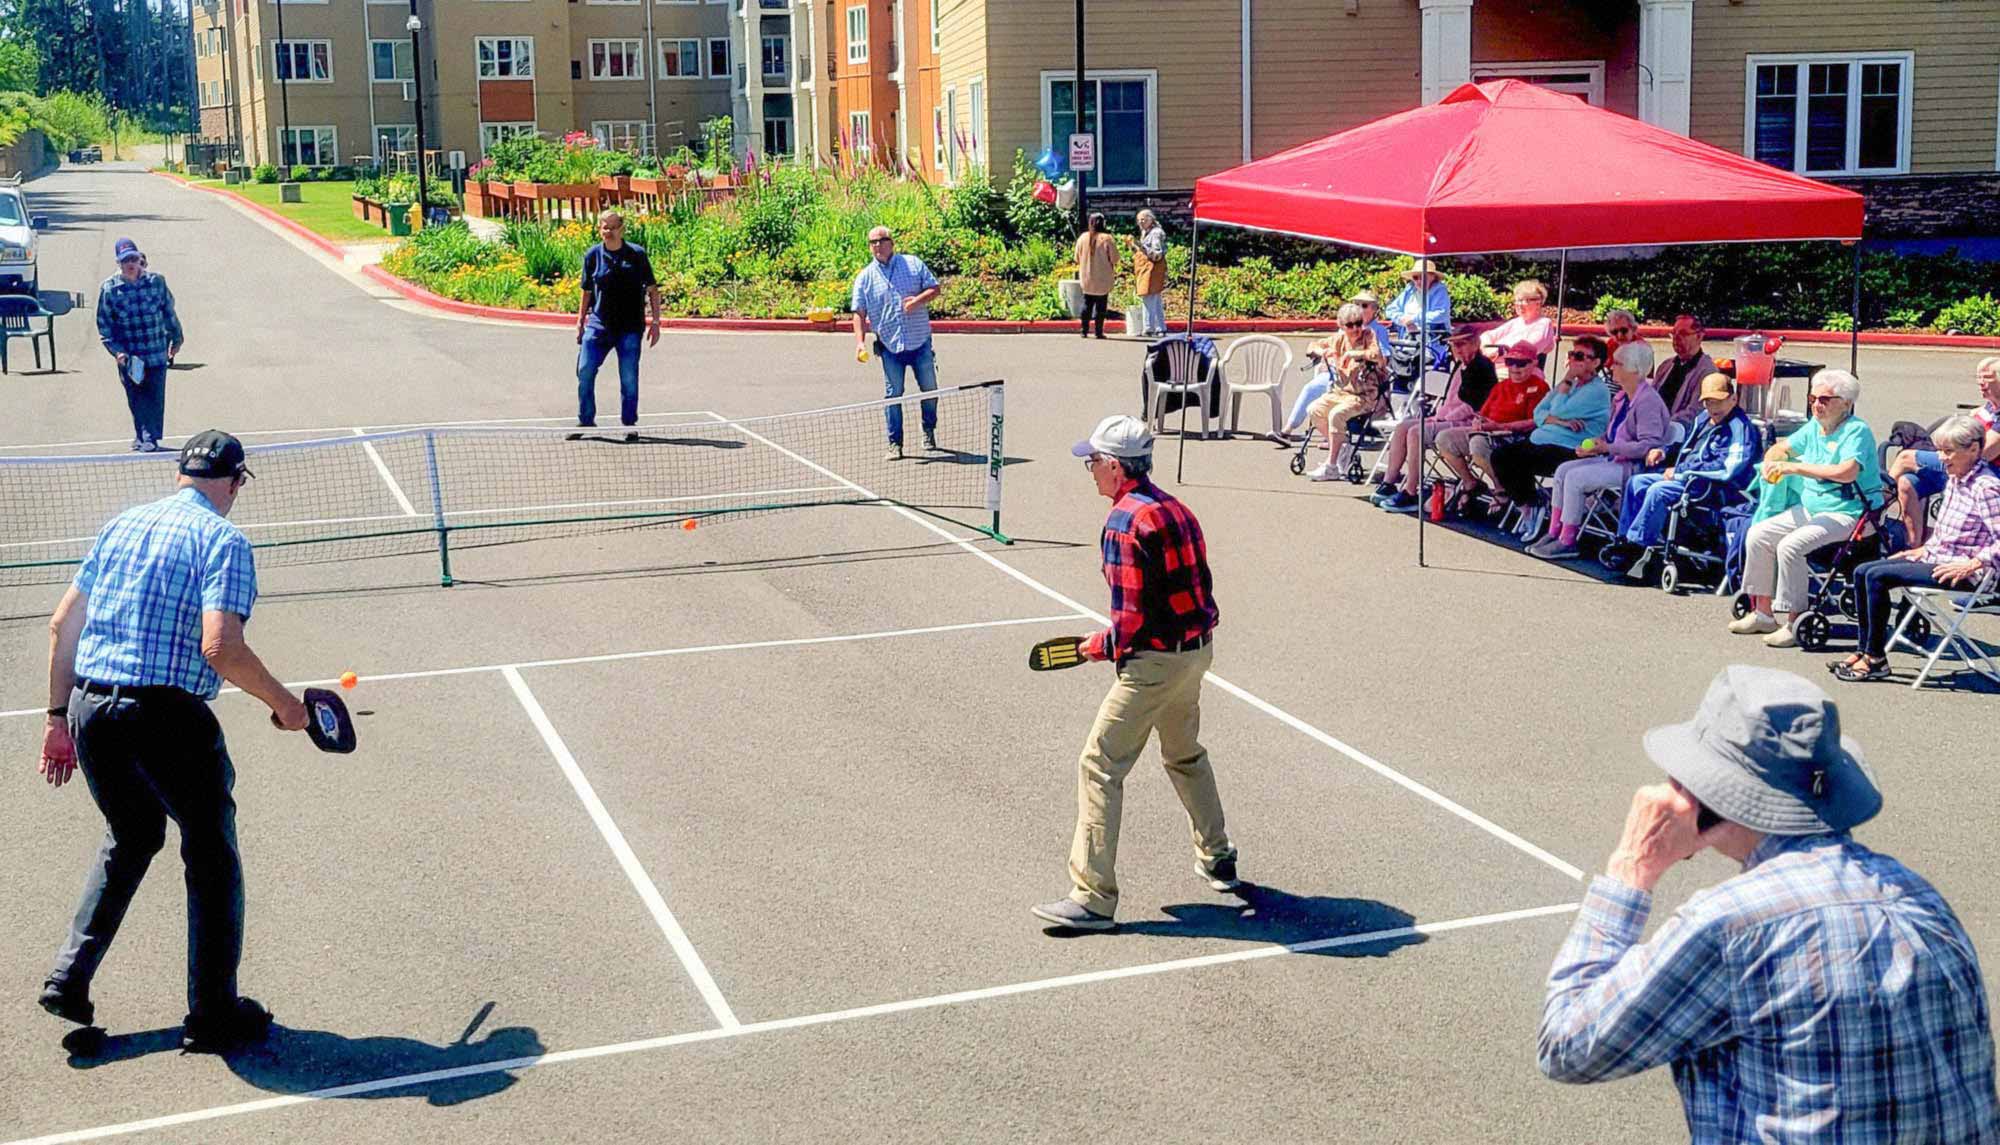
[628,176,667,197]
[515,181,600,222]
[351,194,369,221]
[463,180,488,218]
[598,174,630,201]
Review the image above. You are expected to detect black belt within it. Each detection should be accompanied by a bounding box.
[1172,633,1212,653]
[76,680,195,701]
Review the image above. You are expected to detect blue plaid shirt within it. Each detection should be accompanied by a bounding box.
[1540,834,1999,1143]
[849,253,938,354]
[72,487,258,699]
[96,271,185,367]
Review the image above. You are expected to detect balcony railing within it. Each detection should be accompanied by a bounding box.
[796,52,811,82]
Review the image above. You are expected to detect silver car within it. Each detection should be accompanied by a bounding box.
[0,182,48,295]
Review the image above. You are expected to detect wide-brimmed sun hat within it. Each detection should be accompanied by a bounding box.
[1643,665,1880,835]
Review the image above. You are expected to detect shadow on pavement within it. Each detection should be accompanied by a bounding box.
[1048,883,1428,957]
[63,1002,544,1108]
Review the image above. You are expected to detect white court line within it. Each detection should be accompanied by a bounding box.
[1,901,1579,1145]
[502,667,739,1030]
[705,411,1588,883]
[0,412,714,455]
[0,616,1087,721]
[351,429,419,518]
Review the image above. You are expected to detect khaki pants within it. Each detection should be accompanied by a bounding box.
[1068,644,1233,917]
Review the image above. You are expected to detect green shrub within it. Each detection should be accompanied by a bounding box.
[943,166,1009,237]
[252,163,277,184]
[1937,294,2000,337]
[502,220,590,283]
[1822,312,1855,333]
[1732,305,1781,330]
[1440,272,1505,322]
[1004,150,1070,243]
[1591,294,1641,322]
[1884,306,1928,329]
[393,221,507,276]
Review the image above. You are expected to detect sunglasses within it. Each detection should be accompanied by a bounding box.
[1341,321,1363,329]
[1810,393,1841,405]
[1566,351,1598,361]
[867,237,892,245]
[1504,358,1534,367]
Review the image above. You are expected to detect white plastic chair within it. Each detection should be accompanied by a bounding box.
[1887,568,2000,689]
[1146,339,1216,439]
[1221,335,1291,438]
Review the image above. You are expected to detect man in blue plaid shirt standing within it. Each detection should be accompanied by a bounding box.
[36,430,307,1052]
[851,226,941,462]
[1539,665,1998,1142]
[96,237,184,452]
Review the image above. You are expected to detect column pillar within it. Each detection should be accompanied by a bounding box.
[1638,0,1693,134]
[1419,0,1473,105]
[741,2,765,161]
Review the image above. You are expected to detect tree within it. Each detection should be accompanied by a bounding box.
[0,38,38,92]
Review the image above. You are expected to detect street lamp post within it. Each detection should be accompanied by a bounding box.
[407,1,429,216]
[274,0,291,177]
[1073,0,1085,232]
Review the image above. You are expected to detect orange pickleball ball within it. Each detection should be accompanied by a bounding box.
[339,672,359,689]
[681,518,699,531]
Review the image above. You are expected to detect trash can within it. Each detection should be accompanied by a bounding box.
[386,202,413,236]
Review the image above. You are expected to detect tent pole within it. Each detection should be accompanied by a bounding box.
[1552,249,1569,365]
[1417,255,1430,568]
[1176,214,1200,483]
[1848,241,1862,374]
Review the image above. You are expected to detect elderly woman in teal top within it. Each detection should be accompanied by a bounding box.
[1731,369,1882,648]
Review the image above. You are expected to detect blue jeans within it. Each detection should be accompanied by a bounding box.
[120,371,167,445]
[576,325,642,426]
[1140,293,1167,335]
[1286,372,1331,432]
[1618,473,1688,547]
[879,341,938,445]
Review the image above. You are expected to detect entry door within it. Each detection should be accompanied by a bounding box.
[1470,60,1605,105]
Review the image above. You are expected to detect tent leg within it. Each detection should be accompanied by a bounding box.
[1551,249,1569,363]
[1848,241,1862,374]
[1176,214,1199,483]
[1417,255,1430,569]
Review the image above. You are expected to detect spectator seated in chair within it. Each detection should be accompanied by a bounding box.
[1833,413,2000,682]
[1435,342,1552,517]
[1479,279,1556,365]
[1605,372,1760,566]
[1372,326,1498,513]
[1286,293,1394,439]
[1889,356,2000,545]
[1733,370,1882,648]
[1529,341,1672,560]
[1652,314,1720,427]
[1485,341,1612,515]
[1601,308,1644,366]
[1304,303,1389,481]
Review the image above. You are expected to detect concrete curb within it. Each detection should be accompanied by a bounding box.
[153,169,354,262]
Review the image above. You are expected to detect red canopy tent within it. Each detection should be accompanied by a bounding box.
[1175,80,1867,563]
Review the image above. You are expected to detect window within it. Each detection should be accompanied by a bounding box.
[930,0,939,52]
[707,38,730,78]
[370,39,413,82]
[476,37,534,79]
[967,77,983,168]
[1747,54,1910,175]
[1043,70,1157,190]
[590,39,644,80]
[375,124,416,159]
[273,40,332,82]
[592,120,655,153]
[280,126,336,166]
[848,110,871,156]
[1470,60,1602,106]
[933,105,945,173]
[479,121,536,154]
[845,6,867,64]
[659,38,700,78]
[761,35,786,78]
[763,94,792,156]
[943,85,957,178]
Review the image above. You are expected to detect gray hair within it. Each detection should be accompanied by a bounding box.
[1115,453,1153,479]
[1335,302,1366,328]
[1812,369,1862,406]
[596,207,625,226]
[1931,413,1986,451]
[1135,209,1157,228]
[1611,340,1656,376]
[1977,356,2000,377]
[1604,308,1638,329]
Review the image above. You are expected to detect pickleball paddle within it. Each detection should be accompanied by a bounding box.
[277,687,357,753]
[1028,636,1088,672]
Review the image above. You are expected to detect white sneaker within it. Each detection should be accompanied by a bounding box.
[1307,461,1339,482]
[1763,625,1799,648]
[1729,612,1779,635]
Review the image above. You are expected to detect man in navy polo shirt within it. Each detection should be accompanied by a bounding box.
[575,209,662,435]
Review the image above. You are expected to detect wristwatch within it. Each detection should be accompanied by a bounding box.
[46,707,64,718]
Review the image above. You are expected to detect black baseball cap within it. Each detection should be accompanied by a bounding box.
[178,430,253,479]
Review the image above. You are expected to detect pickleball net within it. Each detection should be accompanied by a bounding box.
[0,380,1008,587]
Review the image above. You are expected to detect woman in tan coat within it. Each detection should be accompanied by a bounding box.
[1074,212,1119,340]
[1133,209,1169,336]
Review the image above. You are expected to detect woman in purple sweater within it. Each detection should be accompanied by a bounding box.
[1529,341,1671,559]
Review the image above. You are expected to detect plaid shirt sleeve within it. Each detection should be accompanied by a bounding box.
[158,276,184,348]
[1083,517,1146,662]
[1538,876,1735,1084]
[95,282,121,356]
[199,530,258,621]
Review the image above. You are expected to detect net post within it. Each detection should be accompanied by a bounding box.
[423,429,454,587]
[985,381,1013,544]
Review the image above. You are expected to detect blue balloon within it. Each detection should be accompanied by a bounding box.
[1034,147,1062,174]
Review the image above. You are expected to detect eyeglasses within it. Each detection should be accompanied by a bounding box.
[1340,321,1363,329]
[1810,393,1841,405]
[867,237,892,245]
[1080,454,1101,470]
[1566,351,1598,361]
[1504,358,1534,368]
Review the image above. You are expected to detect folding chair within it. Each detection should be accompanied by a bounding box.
[1146,339,1216,439]
[1887,568,2000,689]
[1221,335,1292,439]
[1576,423,1686,549]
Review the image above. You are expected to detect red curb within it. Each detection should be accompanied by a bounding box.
[152,170,356,261]
[1538,320,2000,351]
[363,264,575,326]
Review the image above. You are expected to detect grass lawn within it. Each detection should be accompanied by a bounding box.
[184,178,392,243]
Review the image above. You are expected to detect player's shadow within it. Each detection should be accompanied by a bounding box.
[1093,884,1427,957]
[63,1003,543,1107]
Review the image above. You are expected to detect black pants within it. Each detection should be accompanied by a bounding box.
[50,684,244,1018]
[1853,558,1941,658]
[1080,293,1109,337]
[1490,441,1578,503]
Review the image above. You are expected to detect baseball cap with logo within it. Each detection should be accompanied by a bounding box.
[179,430,254,480]
[1071,414,1153,459]
[113,238,144,264]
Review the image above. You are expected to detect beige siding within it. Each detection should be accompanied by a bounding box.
[1689,0,2000,174]
[936,0,987,176]
[1251,0,1420,159]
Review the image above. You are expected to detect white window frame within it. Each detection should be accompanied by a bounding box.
[933,104,946,175]
[657,0,697,5]
[1038,68,1159,192]
[707,37,730,78]
[279,125,337,166]
[1742,52,1914,176]
[761,34,788,79]
[845,6,867,64]
[1470,59,1604,106]
[375,124,416,159]
[369,38,414,83]
[591,120,655,153]
[476,37,535,79]
[589,38,645,81]
[967,76,983,169]
[930,0,940,52]
[366,0,402,7]
[479,121,537,156]
[266,0,326,5]
[848,110,871,156]
[943,84,957,180]
[659,37,701,79]
[273,39,333,83]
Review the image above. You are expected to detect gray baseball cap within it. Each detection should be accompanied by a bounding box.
[1643,665,1880,836]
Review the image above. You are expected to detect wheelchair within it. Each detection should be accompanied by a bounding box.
[1601,478,1754,595]
[1729,493,1915,652]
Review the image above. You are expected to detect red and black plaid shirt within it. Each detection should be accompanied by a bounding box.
[1083,478,1219,663]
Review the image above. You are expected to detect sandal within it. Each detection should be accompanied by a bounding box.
[1826,653,1869,676]
[1831,656,1890,683]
